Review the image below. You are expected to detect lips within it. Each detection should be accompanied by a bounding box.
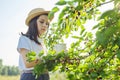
[41,29,46,31]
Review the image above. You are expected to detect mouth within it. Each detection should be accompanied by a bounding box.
[41,29,46,32]
[41,29,46,30]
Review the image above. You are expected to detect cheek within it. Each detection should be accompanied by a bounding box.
[37,26,41,32]
[37,23,41,30]
[36,26,41,33]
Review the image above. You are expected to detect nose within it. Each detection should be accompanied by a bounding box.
[42,23,48,28]
[42,23,49,29]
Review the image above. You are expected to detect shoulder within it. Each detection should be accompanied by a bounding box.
[19,35,30,41]
[18,35,32,45]
[17,35,31,52]
[19,35,28,39]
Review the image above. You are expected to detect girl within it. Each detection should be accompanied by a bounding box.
[17,8,53,80]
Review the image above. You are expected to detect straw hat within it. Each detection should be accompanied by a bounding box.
[25,8,53,26]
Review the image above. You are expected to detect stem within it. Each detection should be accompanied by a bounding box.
[87,0,114,13]
[97,0,114,7]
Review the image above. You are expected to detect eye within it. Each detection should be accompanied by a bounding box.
[39,21,44,24]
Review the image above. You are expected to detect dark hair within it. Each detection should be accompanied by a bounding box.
[22,15,41,45]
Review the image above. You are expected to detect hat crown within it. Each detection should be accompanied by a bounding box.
[28,8,45,16]
[25,8,53,26]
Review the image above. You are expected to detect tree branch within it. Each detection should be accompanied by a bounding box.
[87,0,114,13]
[97,0,114,7]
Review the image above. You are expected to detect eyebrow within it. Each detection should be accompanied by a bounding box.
[40,19,49,23]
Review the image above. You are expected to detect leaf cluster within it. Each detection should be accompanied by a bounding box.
[29,0,120,80]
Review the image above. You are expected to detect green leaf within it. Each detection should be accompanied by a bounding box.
[67,1,74,5]
[58,18,63,25]
[59,6,69,19]
[90,72,98,78]
[72,36,79,39]
[38,50,44,57]
[116,50,120,59]
[80,25,85,35]
[76,19,81,26]
[96,31,107,47]
[66,24,70,33]
[99,9,115,20]
[59,12,65,20]
[48,11,54,21]
[75,5,83,10]
[27,56,36,62]
[92,24,99,30]
[56,1,67,5]
[26,51,36,57]
[52,7,59,13]
[114,0,120,6]
[62,6,69,12]
[26,51,36,62]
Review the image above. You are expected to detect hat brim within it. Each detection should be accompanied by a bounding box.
[25,11,53,26]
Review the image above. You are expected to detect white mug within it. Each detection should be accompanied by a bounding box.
[53,43,67,53]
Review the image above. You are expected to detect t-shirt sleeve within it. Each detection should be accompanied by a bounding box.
[17,35,31,53]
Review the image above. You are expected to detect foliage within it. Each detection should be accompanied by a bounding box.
[0,59,3,75]
[28,0,120,80]
[0,59,20,76]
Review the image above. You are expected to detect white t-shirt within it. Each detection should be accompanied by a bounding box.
[17,35,45,71]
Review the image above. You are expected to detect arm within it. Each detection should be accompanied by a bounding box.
[19,48,40,68]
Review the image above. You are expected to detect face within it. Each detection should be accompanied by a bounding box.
[36,15,49,35]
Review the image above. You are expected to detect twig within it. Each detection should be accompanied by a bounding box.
[97,0,114,7]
